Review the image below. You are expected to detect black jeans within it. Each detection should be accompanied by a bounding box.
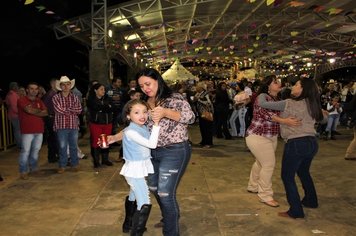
[282,136,318,218]
[198,117,213,145]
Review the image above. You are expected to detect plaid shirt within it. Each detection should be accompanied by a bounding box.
[246,94,280,138]
[52,92,82,131]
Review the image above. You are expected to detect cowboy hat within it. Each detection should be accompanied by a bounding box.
[55,76,75,91]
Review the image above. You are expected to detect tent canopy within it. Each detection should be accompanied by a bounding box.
[162,60,198,82]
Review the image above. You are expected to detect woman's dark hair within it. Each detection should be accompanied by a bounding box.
[292,78,323,121]
[216,82,227,90]
[121,99,150,126]
[88,83,104,100]
[257,75,277,95]
[135,68,172,102]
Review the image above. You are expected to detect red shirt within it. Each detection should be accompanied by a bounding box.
[17,96,46,134]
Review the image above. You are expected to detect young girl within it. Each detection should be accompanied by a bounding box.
[107,99,160,235]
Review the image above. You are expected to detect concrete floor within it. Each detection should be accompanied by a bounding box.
[0,124,355,236]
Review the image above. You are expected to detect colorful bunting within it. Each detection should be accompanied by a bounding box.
[312,5,324,13]
[327,8,343,15]
[266,0,275,6]
[289,1,305,7]
[24,0,34,5]
[290,31,299,36]
[36,6,46,12]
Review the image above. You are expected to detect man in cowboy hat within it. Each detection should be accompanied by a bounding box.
[52,76,82,173]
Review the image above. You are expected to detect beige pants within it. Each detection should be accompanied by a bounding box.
[345,126,356,158]
[246,134,278,202]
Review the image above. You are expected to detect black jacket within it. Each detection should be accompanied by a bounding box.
[87,95,114,124]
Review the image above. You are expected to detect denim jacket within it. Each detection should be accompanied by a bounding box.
[123,122,160,161]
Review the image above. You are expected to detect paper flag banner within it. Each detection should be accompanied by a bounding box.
[45,11,55,15]
[265,23,271,27]
[195,48,200,52]
[36,6,46,12]
[230,45,235,50]
[253,43,259,48]
[248,49,254,53]
[192,39,199,44]
[290,31,299,36]
[256,36,260,40]
[313,5,324,13]
[206,47,211,51]
[167,28,174,32]
[24,0,34,5]
[230,51,234,55]
[327,8,343,15]
[267,0,275,6]
[289,1,305,7]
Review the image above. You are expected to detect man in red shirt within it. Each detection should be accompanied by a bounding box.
[17,82,48,180]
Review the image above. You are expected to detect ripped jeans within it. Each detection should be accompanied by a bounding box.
[148,141,191,236]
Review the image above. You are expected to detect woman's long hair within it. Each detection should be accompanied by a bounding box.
[293,78,323,121]
[257,75,277,95]
[135,68,172,103]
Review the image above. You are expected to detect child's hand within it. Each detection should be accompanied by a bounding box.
[106,135,116,144]
[151,106,165,122]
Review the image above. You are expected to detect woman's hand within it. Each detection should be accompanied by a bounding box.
[283,117,302,126]
[151,106,166,124]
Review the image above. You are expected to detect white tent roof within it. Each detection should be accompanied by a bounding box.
[162,60,197,81]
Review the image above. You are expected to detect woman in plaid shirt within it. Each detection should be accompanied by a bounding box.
[246,75,299,208]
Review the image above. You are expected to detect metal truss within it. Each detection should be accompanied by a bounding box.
[91,0,107,50]
[316,59,356,76]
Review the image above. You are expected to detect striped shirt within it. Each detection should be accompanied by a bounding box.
[52,92,82,131]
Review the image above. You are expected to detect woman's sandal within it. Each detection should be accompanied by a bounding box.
[261,200,279,207]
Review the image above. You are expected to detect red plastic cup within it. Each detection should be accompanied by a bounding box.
[99,134,109,149]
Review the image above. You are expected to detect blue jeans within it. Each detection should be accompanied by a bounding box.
[10,118,22,149]
[325,114,340,133]
[282,136,318,218]
[19,133,43,173]
[148,141,191,236]
[126,177,150,210]
[57,129,79,168]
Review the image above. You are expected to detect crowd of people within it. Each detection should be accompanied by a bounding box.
[0,70,355,234]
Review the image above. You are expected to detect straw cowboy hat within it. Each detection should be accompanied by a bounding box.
[55,76,75,91]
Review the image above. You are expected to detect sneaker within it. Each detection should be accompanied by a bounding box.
[57,168,65,174]
[20,173,29,180]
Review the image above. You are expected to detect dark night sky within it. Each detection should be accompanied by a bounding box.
[1,0,125,94]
